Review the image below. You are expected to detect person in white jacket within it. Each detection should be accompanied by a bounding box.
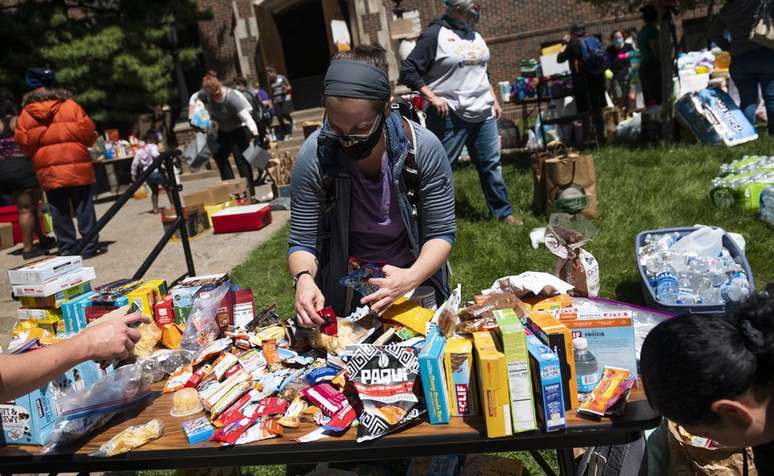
[188,71,259,181]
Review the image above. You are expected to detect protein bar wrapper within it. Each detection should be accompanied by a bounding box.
[347,345,425,443]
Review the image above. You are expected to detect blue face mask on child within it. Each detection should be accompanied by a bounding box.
[614,38,625,49]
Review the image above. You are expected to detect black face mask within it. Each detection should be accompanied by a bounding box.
[338,115,385,162]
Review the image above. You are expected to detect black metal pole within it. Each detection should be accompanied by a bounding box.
[529,450,558,476]
[73,152,171,255]
[132,216,183,281]
[164,153,196,277]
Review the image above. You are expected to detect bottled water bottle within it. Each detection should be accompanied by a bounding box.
[722,265,751,303]
[655,262,679,304]
[573,337,600,393]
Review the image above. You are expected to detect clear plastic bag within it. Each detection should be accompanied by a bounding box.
[42,364,153,454]
[180,281,231,362]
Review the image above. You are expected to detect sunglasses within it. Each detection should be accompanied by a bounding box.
[324,113,382,147]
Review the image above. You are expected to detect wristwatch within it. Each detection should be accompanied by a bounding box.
[293,270,312,289]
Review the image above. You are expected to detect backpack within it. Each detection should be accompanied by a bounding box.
[577,436,648,476]
[235,86,271,127]
[578,35,607,75]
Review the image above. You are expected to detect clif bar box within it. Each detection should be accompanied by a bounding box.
[11,267,96,298]
[7,256,82,285]
[444,336,478,417]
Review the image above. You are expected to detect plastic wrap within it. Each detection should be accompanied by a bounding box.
[42,364,153,454]
[180,282,231,362]
[90,419,164,457]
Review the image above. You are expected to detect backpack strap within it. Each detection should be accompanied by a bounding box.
[396,109,421,217]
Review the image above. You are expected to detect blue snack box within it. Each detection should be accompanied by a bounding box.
[419,327,451,424]
[526,331,566,432]
[61,291,95,334]
[182,416,215,445]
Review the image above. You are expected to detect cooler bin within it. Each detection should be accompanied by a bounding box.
[635,226,755,315]
[211,204,272,234]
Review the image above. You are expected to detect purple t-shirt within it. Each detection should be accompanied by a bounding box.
[349,153,414,268]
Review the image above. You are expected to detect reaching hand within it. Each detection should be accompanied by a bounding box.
[295,275,326,328]
[360,265,418,315]
[80,312,148,361]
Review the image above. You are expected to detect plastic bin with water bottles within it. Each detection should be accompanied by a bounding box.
[635,226,755,315]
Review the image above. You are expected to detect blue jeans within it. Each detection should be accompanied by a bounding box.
[47,185,99,255]
[426,110,513,218]
[730,48,774,135]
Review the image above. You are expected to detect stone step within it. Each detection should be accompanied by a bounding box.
[290,107,325,123]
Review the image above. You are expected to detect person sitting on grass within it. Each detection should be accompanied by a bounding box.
[641,293,774,460]
[131,131,173,214]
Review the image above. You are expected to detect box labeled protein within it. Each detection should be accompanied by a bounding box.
[7,256,82,285]
[444,336,478,416]
[494,309,537,433]
[419,327,451,424]
[526,331,566,432]
[11,267,96,298]
[472,331,512,438]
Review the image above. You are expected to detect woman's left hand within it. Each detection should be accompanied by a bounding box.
[493,101,503,120]
[361,265,418,315]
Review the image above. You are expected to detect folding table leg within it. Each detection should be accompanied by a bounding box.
[529,450,558,476]
[556,448,577,476]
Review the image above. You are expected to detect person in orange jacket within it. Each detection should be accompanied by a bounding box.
[15,68,105,258]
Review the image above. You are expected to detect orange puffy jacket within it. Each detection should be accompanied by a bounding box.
[15,89,97,191]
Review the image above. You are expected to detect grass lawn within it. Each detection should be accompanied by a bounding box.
[226,134,774,475]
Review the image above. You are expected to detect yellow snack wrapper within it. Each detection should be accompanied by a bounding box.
[578,367,631,417]
[382,298,434,336]
[161,323,183,350]
[12,319,38,335]
[133,322,161,359]
[91,419,164,457]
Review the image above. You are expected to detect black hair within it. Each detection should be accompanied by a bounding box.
[641,5,658,24]
[232,76,247,88]
[610,30,624,42]
[0,89,17,118]
[641,293,774,426]
[571,22,586,36]
[326,44,389,113]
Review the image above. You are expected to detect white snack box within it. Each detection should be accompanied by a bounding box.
[11,267,96,298]
[7,256,83,285]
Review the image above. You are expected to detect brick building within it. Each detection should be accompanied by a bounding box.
[194,0,713,110]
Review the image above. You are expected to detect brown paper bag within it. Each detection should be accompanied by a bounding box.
[544,151,598,219]
[530,143,569,214]
[667,420,757,476]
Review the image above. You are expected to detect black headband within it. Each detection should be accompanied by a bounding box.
[323,60,390,101]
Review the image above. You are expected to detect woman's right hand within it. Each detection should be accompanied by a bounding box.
[429,95,450,118]
[295,275,326,328]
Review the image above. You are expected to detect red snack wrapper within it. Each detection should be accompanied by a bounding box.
[212,411,259,445]
[301,383,347,417]
[185,364,211,388]
[215,388,261,427]
[318,307,338,336]
[254,397,289,417]
[323,404,357,433]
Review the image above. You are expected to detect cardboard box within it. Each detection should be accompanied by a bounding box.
[494,309,537,433]
[144,279,168,297]
[19,281,93,309]
[0,222,13,250]
[554,309,638,381]
[154,295,175,327]
[0,360,106,445]
[127,285,159,319]
[62,291,95,334]
[11,267,95,298]
[526,311,579,411]
[7,256,83,285]
[222,179,247,196]
[204,203,227,227]
[526,331,566,432]
[444,336,478,417]
[183,189,217,207]
[472,331,512,438]
[211,204,272,234]
[17,308,62,323]
[419,327,451,424]
[233,288,255,329]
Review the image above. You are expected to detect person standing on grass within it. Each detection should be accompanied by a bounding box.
[606,30,634,112]
[188,72,261,182]
[15,68,105,259]
[710,0,774,135]
[557,22,607,146]
[290,45,456,325]
[131,131,173,214]
[267,66,294,141]
[0,90,56,260]
[399,0,520,225]
[638,5,662,106]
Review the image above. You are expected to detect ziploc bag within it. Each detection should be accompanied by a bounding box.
[42,363,153,454]
[180,281,231,362]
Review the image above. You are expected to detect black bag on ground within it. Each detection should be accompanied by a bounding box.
[498,118,521,149]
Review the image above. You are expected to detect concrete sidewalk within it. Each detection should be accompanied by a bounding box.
[0,178,288,348]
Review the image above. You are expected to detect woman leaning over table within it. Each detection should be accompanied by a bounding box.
[288,45,456,326]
